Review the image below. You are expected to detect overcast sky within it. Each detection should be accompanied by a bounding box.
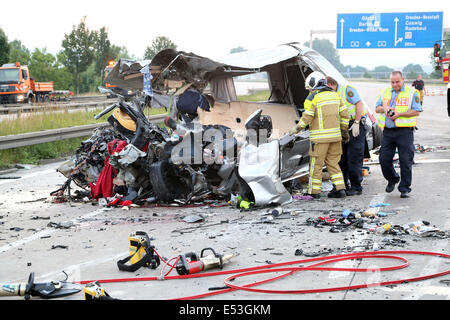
[0,0,448,72]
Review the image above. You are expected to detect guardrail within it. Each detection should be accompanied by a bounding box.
[0,114,167,150]
[0,99,117,114]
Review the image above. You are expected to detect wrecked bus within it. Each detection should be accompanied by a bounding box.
[55,43,381,207]
[105,42,381,179]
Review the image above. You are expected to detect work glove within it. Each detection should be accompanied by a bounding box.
[349,122,360,137]
[342,130,350,144]
[289,125,300,136]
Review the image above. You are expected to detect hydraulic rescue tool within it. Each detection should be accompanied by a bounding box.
[117,231,161,272]
[175,247,238,275]
[0,272,81,299]
[83,281,116,300]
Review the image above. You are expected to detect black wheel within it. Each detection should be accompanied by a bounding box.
[26,94,35,104]
[372,124,382,149]
[148,160,189,202]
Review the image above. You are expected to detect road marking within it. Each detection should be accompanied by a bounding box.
[0,168,56,185]
[415,159,450,164]
[37,251,128,283]
[0,208,110,254]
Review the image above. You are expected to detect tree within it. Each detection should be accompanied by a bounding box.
[94,27,113,76]
[28,48,57,82]
[110,44,135,60]
[8,40,31,65]
[61,17,97,94]
[28,48,74,91]
[343,65,367,78]
[0,28,9,65]
[372,65,394,79]
[230,46,247,54]
[304,38,344,71]
[80,62,102,93]
[403,63,424,79]
[403,63,424,74]
[143,36,177,60]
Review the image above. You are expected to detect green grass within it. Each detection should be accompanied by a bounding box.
[0,106,166,136]
[0,106,168,168]
[237,89,270,102]
[0,137,88,168]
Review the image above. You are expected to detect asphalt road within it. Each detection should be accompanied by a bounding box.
[0,82,449,307]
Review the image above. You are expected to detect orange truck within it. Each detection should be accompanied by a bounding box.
[0,62,55,104]
[103,60,118,98]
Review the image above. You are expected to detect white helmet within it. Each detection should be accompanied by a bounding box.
[305,71,326,90]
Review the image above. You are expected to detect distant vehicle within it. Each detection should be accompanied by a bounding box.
[0,62,72,104]
[103,60,118,98]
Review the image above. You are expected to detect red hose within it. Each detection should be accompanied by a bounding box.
[76,250,450,300]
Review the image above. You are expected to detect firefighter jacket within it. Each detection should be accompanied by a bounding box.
[297,89,349,143]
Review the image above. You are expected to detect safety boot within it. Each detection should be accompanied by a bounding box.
[327,189,346,198]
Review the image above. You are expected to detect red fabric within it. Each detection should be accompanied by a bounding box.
[90,139,127,199]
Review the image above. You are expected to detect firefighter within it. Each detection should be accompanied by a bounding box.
[375,70,422,198]
[290,71,350,199]
[326,76,368,196]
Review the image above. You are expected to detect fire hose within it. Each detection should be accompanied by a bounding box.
[76,250,450,300]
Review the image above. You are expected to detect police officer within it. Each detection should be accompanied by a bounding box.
[290,71,350,199]
[326,76,368,196]
[375,70,422,198]
[411,74,425,105]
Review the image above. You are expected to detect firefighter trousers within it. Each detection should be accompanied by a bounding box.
[308,141,345,194]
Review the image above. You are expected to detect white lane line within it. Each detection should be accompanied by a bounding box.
[0,208,110,254]
[0,168,56,185]
[37,251,128,283]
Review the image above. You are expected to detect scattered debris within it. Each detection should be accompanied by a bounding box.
[47,221,74,229]
[9,227,24,232]
[31,215,51,220]
[415,144,449,153]
[51,245,69,250]
[182,215,205,223]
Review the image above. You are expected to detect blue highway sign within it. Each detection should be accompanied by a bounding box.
[336,12,443,49]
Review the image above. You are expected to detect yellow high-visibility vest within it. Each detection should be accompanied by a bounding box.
[377,86,418,129]
[337,84,367,120]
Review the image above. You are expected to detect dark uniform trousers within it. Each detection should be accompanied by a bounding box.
[339,123,366,192]
[379,127,415,193]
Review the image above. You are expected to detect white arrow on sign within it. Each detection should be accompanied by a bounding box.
[394,17,403,46]
[366,41,371,47]
[340,18,345,47]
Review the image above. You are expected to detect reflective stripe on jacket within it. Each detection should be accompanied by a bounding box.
[298,90,349,143]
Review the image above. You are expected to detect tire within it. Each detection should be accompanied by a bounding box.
[372,124,382,149]
[26,94,35,104]
[148,160,188,202]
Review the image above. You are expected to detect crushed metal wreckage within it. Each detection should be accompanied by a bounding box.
[51,43,382,208]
